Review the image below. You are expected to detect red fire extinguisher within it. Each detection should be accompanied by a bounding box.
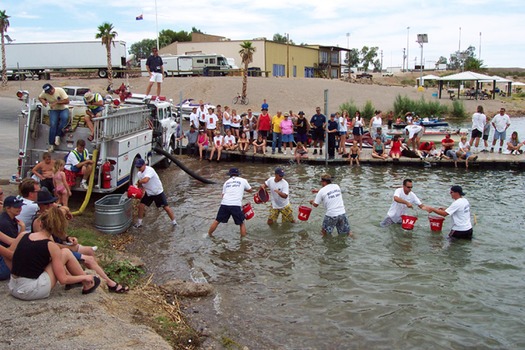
[102,161,112,189]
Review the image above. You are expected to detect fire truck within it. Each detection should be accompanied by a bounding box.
[15,89,179,193]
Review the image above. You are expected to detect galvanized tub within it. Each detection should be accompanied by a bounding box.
[94,194,132,234]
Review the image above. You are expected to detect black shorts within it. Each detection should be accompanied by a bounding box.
[313,128,325,141]
[259,130,269,138]
[482,132,489,141]
[471,129,482,139]
[352,126,364,136]
[216,205,245,225]
[40,178,54,193]
[140,192,169,208]
[449,228,473,240]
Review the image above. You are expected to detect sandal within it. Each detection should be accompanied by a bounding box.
[108,283,130,294]
[87,134,94,142]
[82,276,101,295]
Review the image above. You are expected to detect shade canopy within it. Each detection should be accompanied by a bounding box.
[439,71,495,81]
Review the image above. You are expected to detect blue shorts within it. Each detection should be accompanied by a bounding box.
[322,214,351,235]
[339,131,347,136]
[140,192,169,208]
[216,205,245,225]
[282,134,294,142]
[494,130,506,140]
[88,106,104,116]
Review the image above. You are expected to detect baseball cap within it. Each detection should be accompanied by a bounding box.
[36,187,58,204]
[4,196,25,208]
[450,185,465,195]
[275,168,285,177]
[84,92,95,102]
[135,158,146,168]
[42,83,53,93]
[298,111,305,115]
[228,168,240,177]
[330,113,336,118]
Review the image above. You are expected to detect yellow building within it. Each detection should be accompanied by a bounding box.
[160,34,346,79]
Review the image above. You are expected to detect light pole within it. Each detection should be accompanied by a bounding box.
[406,26,410,71]
[479,32,482,59]
[285,33,290,78]
[417,34,428,87]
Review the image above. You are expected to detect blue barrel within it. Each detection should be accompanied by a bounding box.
[94,194,132,234]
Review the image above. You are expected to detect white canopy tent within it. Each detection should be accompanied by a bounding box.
[437,71,501,99]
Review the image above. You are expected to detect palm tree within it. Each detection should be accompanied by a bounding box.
[239,41,256,100]
[95,22,118,87]
[0,10,10,87]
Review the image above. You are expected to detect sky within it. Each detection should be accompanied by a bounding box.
[2,0,524,69]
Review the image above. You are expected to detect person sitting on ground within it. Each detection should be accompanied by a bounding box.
[83,92,104,142]
[31,152,55,193]
[177,125,199,156]
[31,190,129,294]
[223,129,238,151]
[349,140,360,166]
[457,135,478,168]
[507,131,523,155]
[0,196,26,239]
[294,142,309,164]
[429,142,448,160]
[373,127,391,146]
[6,206,100,300]
[253,134,266,155]
[52,159,71,207]
[65,139,94,190]
[238,132,250,154]
[372,136,388,160]
[418,141,435,158]
[441,133,459,167]
[16,178,41,230]
[197,129,209,161]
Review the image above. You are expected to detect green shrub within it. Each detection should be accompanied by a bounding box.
[362,100,375,120]
[393,94,449,118]
[103,259,145,287]
[450,100,467,119]
[339,100,358,117]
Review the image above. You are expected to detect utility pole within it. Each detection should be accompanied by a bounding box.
[403,48,406,72]
[380,49,383,73]
[479,32,482,59]
[285,33,290,78]
[406,27,410,71]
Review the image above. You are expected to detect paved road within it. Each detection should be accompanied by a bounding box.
[0,96,25,183]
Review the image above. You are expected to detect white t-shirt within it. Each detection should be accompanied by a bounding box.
[231,113,242,128]
[222,111,231,127]
[224,135,236,146]
[17,198,39,230]
[221,176,252,206]
[207,113,218,130]
[492,113,510,132]
[138,165,164,196]
[265,177,290,209]
[189,112,199,129]
[371,116,382,129]
[405,125,423,139]
[197,108,207,123]
[213,135,224,147]
[386,187,422,223]
[445,197,472,231]
[471,112,486,132]
[65,148,90,171]
[314,183,346,217]
[338,117,348,132]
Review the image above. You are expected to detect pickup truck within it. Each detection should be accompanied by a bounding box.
[382,71,394,77]
[356,73,373,79]
[63,86,91,102]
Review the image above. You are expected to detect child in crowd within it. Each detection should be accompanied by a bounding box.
[238,132,250,154]
[349,140,360,166]
[429,142,449,160]
[52,159,71,207]
[223,129,238,151]
[372,136,388,160]
[209,130,224,162]
[294,142,309,164]
[197,129,209,161]
[507,131,523,155]
[253,134,266,155]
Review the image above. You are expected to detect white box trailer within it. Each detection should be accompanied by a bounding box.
[140,55,194,77]
[141,53,231,77]
[5,41,127,79]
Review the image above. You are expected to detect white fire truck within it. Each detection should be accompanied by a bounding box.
[15,89,179,193]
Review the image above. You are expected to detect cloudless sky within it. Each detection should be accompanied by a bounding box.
[3,0,524,68]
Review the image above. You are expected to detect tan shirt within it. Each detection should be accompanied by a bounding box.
[38,87,69,110]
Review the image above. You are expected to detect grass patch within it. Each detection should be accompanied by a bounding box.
[338,100,375,119]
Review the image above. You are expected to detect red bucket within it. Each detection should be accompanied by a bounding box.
[401,215,418,230]
[254,193,262,204]
[127,185,144,199]
[242,203,255,220]
[257,188,269,203]
[428,216,445,231]
[298,205,312,221]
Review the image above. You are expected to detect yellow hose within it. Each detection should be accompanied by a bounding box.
[72,148,98,216]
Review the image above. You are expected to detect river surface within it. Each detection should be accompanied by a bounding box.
[128,118,525,349]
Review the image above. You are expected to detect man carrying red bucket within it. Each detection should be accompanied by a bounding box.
[380,179,429,228]
[208,168,253,238]
[309,174,353,237]
[426,185,473,240]
[259,168,295,225]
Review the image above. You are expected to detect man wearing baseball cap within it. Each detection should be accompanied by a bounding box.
[133,158,177,228]
[260,168,295,225]
[427,185,473,240]
[208,168,252,238]
[38,83,70,152]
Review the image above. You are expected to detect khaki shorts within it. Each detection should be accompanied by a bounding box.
[9,271,52,301]
[269,203,295,223]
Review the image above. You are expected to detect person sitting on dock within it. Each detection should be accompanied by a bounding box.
[209,130,224,162]
[389,135,403,161]
[197,129,209,161]
[373,127,390,146]
[372,136,388,160]
[457,136,478,168]
[294,142,308,164]
[507,131,524,155]
[349,140,360,166]
[252,134,266,155]
[223,129,238,151]
[177,125,199,156]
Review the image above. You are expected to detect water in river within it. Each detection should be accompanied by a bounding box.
[129,119,525,349]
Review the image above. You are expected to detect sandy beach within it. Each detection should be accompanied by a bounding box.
[1,73,524,117]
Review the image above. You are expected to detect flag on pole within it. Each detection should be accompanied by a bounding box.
[136,14,143,20]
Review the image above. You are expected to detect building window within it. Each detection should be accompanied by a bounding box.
[304,67,314,78]
[330,51,339,64]
[320,51,328,64]
[293,66,297,77]
[272,64,285,77]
